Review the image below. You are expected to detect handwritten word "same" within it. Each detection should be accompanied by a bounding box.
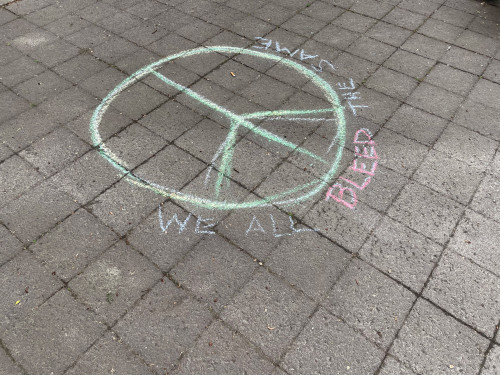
[325,128,378,209]
[253,37,335,73]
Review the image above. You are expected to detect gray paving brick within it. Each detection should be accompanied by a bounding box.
[0,251,62,331]
[440,46,490,75]
[406,82,463,119]
[386,104,448,146]
[252,2,295,25]
[347,164,409,212]
[455,30,500,57]
[399,0,441,16]
[230,15,275,39]
[90,36,139,65]
[31,208,118,282]
[0,345,23,375]
[0,180,79,244]
[383,7,427,30]
[76,2,118,23]
[114,280,213,374]
[120,22,170,46]
[418,18,464,44]
[360,216,442,292]
[469,79,500,111]
[0,44,23,66]
[325,259,416,348]
[176,320,275,375]
[69,240,161,324]
[333,52,378,83]
[366,66,418,100]
[374,128,429,177]
[144,62,200,98]
[5,0,44,12]
[0,90,30,123]
[171,235,257,312]
[485,59,500,85]
[138,99,203,142]
[378,357,417,375]
[52,151,121,205]
[350,0,394,18]
[301,1,344,22]
[424,250,500,337]
[43,13,91,37]
[26,38,80,68]
[95,10,141,35]
[449,210,500,277]
[175,118,236,162]
[267,233,350,301]
[104,123,166,170]
[215,208,290,261]
[391,298,489,374]
[0,108,60,152]
[79,66,127,99]
[89,178,165,236]
[19,127,90,176]
[109,82,168,121]
[66,332,154,375]
[12,69,72,105]
[304,200,382,252]
[281,14,326,37]
[468,16,500,38]
[424,63,478,96]
[401,34,450,61]
[332,10,377,33]
[388,182,464,244]
[53,53,108,84]
[0,8,17,26]
[366,21,413,47]
[431,5,474,28]
[2,289,106,375]
[383,49,435,79]
[221,268,316,361]
[455,99,500,141]
[176,18,222,44]
[0,224,23,266]
[347,36,396,64]
[23,5,69,26]
[282,307,384,374]
[0,18,37,43]
[0,155,43,208]
[65,24,112,49]
[413,149,484,204]
[37,86,98,123]
[471,175,500,223]
[115,48,160,75]
[126,0,170,19]
[128,201,203,271]
[10,29,57,53]
[313,24,360,50]
[434,124,498,167]
[239,74,296,109]
[483,345,500,375]
[0,143,13,163]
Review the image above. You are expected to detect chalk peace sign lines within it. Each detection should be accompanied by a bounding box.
[90,46,347,210]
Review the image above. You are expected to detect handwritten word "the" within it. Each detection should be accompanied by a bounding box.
[253,37,335,73]
[325,128,378,209]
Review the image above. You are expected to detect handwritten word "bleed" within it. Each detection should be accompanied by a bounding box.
[325,128,378,209]
[253,37,335,73]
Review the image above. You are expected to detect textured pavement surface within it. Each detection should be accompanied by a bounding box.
[0,0,500,374]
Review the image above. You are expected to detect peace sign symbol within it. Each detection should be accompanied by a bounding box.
[90,46,346,210]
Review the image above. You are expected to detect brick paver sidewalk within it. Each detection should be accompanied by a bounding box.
[0,0,500,374]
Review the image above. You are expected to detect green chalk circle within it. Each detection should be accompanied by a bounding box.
[90,46,346,210]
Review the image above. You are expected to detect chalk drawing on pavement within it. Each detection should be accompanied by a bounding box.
[90,46,347,210]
